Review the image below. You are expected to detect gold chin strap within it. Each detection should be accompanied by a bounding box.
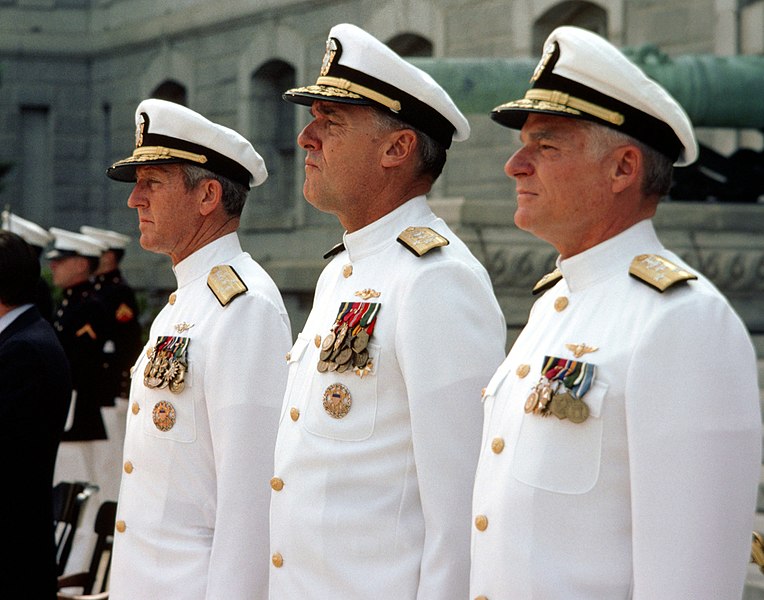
[316,76,402,113]
[131,146,209,164]
[524,88,625,126]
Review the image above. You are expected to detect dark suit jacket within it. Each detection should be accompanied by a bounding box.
[0,306,72,598]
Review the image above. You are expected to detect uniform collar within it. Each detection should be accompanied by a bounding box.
[173,232,242,288]
[558,219,663,292]
[342,195,432,262]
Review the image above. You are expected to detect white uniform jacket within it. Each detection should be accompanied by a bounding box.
[470,219,761,599]
[270,196,506,599]
[110,233,292,600]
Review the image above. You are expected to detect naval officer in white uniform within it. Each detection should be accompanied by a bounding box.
[106,99,292,599]
[470,26,762,600]
[269,23,507,599]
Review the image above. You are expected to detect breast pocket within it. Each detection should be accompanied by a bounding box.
[303,341,380,442]
[512,380,608,494]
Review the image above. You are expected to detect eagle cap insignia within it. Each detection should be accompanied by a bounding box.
[320,38,339,77]
[629,254,697,292]
[207,265,248,306]
[136,113,147,148]
[531,41,557,82]
[396,227,449,257]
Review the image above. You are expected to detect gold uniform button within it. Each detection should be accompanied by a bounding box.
[475,596,489,600]
[115,520,126,533]
[342,264,353,278]
[169,293,177,305]
[554,296,569,312]
[270,477,284,491]
[290,407,300,421]
[491,438,505,454]
[516,364,530,378]
[314,334,321,347]
[481,387,487,398]
[285,352,291,362]
[124,461,134,474]
[131,402,140,415]
[272,552,284,568]
[475,514,488,531]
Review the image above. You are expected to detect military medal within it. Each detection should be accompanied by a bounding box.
[317,302,380,377]
[323,383,352,418]
[152,400,176,431]
[525,356,596,423]
[144,336,190,394]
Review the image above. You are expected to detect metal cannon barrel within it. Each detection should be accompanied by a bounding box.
[411,50,764,129]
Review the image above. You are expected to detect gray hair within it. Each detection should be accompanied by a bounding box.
[179,163,249,217]
[584,121,674,198]
[369,108,448,183]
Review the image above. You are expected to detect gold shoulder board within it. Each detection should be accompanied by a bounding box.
[323,242,345,259]
[207,265,248,307]
[396,226,449,257]
[532,268,562,295]
[629,254,698,292]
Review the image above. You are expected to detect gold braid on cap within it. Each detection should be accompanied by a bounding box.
[525,89,625,126]
[130,146,209,164]
[316,76,402,113]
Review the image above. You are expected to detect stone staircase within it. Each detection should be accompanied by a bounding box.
[744,336,764,599]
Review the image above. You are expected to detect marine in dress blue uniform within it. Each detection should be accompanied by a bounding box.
[47,228,110,441]
[470,26,761,600]
[106,99,291,600]
[270,24,507,599]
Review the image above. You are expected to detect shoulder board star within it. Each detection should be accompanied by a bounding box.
[629,254,697,292]
[396,226,449,257]
[323,242,345,259]
[207,264,248,307]
[532,268,563,295]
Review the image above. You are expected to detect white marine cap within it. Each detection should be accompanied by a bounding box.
[46,227,107,260]
[1,211,53,249]
[283,23,470,148]
[491,26,698,166]
[80,226,131,250]
[106,99,268,189]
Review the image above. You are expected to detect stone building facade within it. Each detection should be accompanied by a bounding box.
[0,0,762,335]
[1,0,763,592]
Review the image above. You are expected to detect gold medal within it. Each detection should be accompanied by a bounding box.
[316,360,330,373]
[336,346,352,365]
[152,400,176,431]
[321,331,336,351]
[566,397,590,424]
[323,383,352,419]
[352,330,369,352]
[524,387,540,413]
[538,383,554,414]
[549,390,573,420]
[353,348,369,368]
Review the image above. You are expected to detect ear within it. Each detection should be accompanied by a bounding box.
[198,178,223,216]
[380,129,417,168]
[610,145,641,194]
